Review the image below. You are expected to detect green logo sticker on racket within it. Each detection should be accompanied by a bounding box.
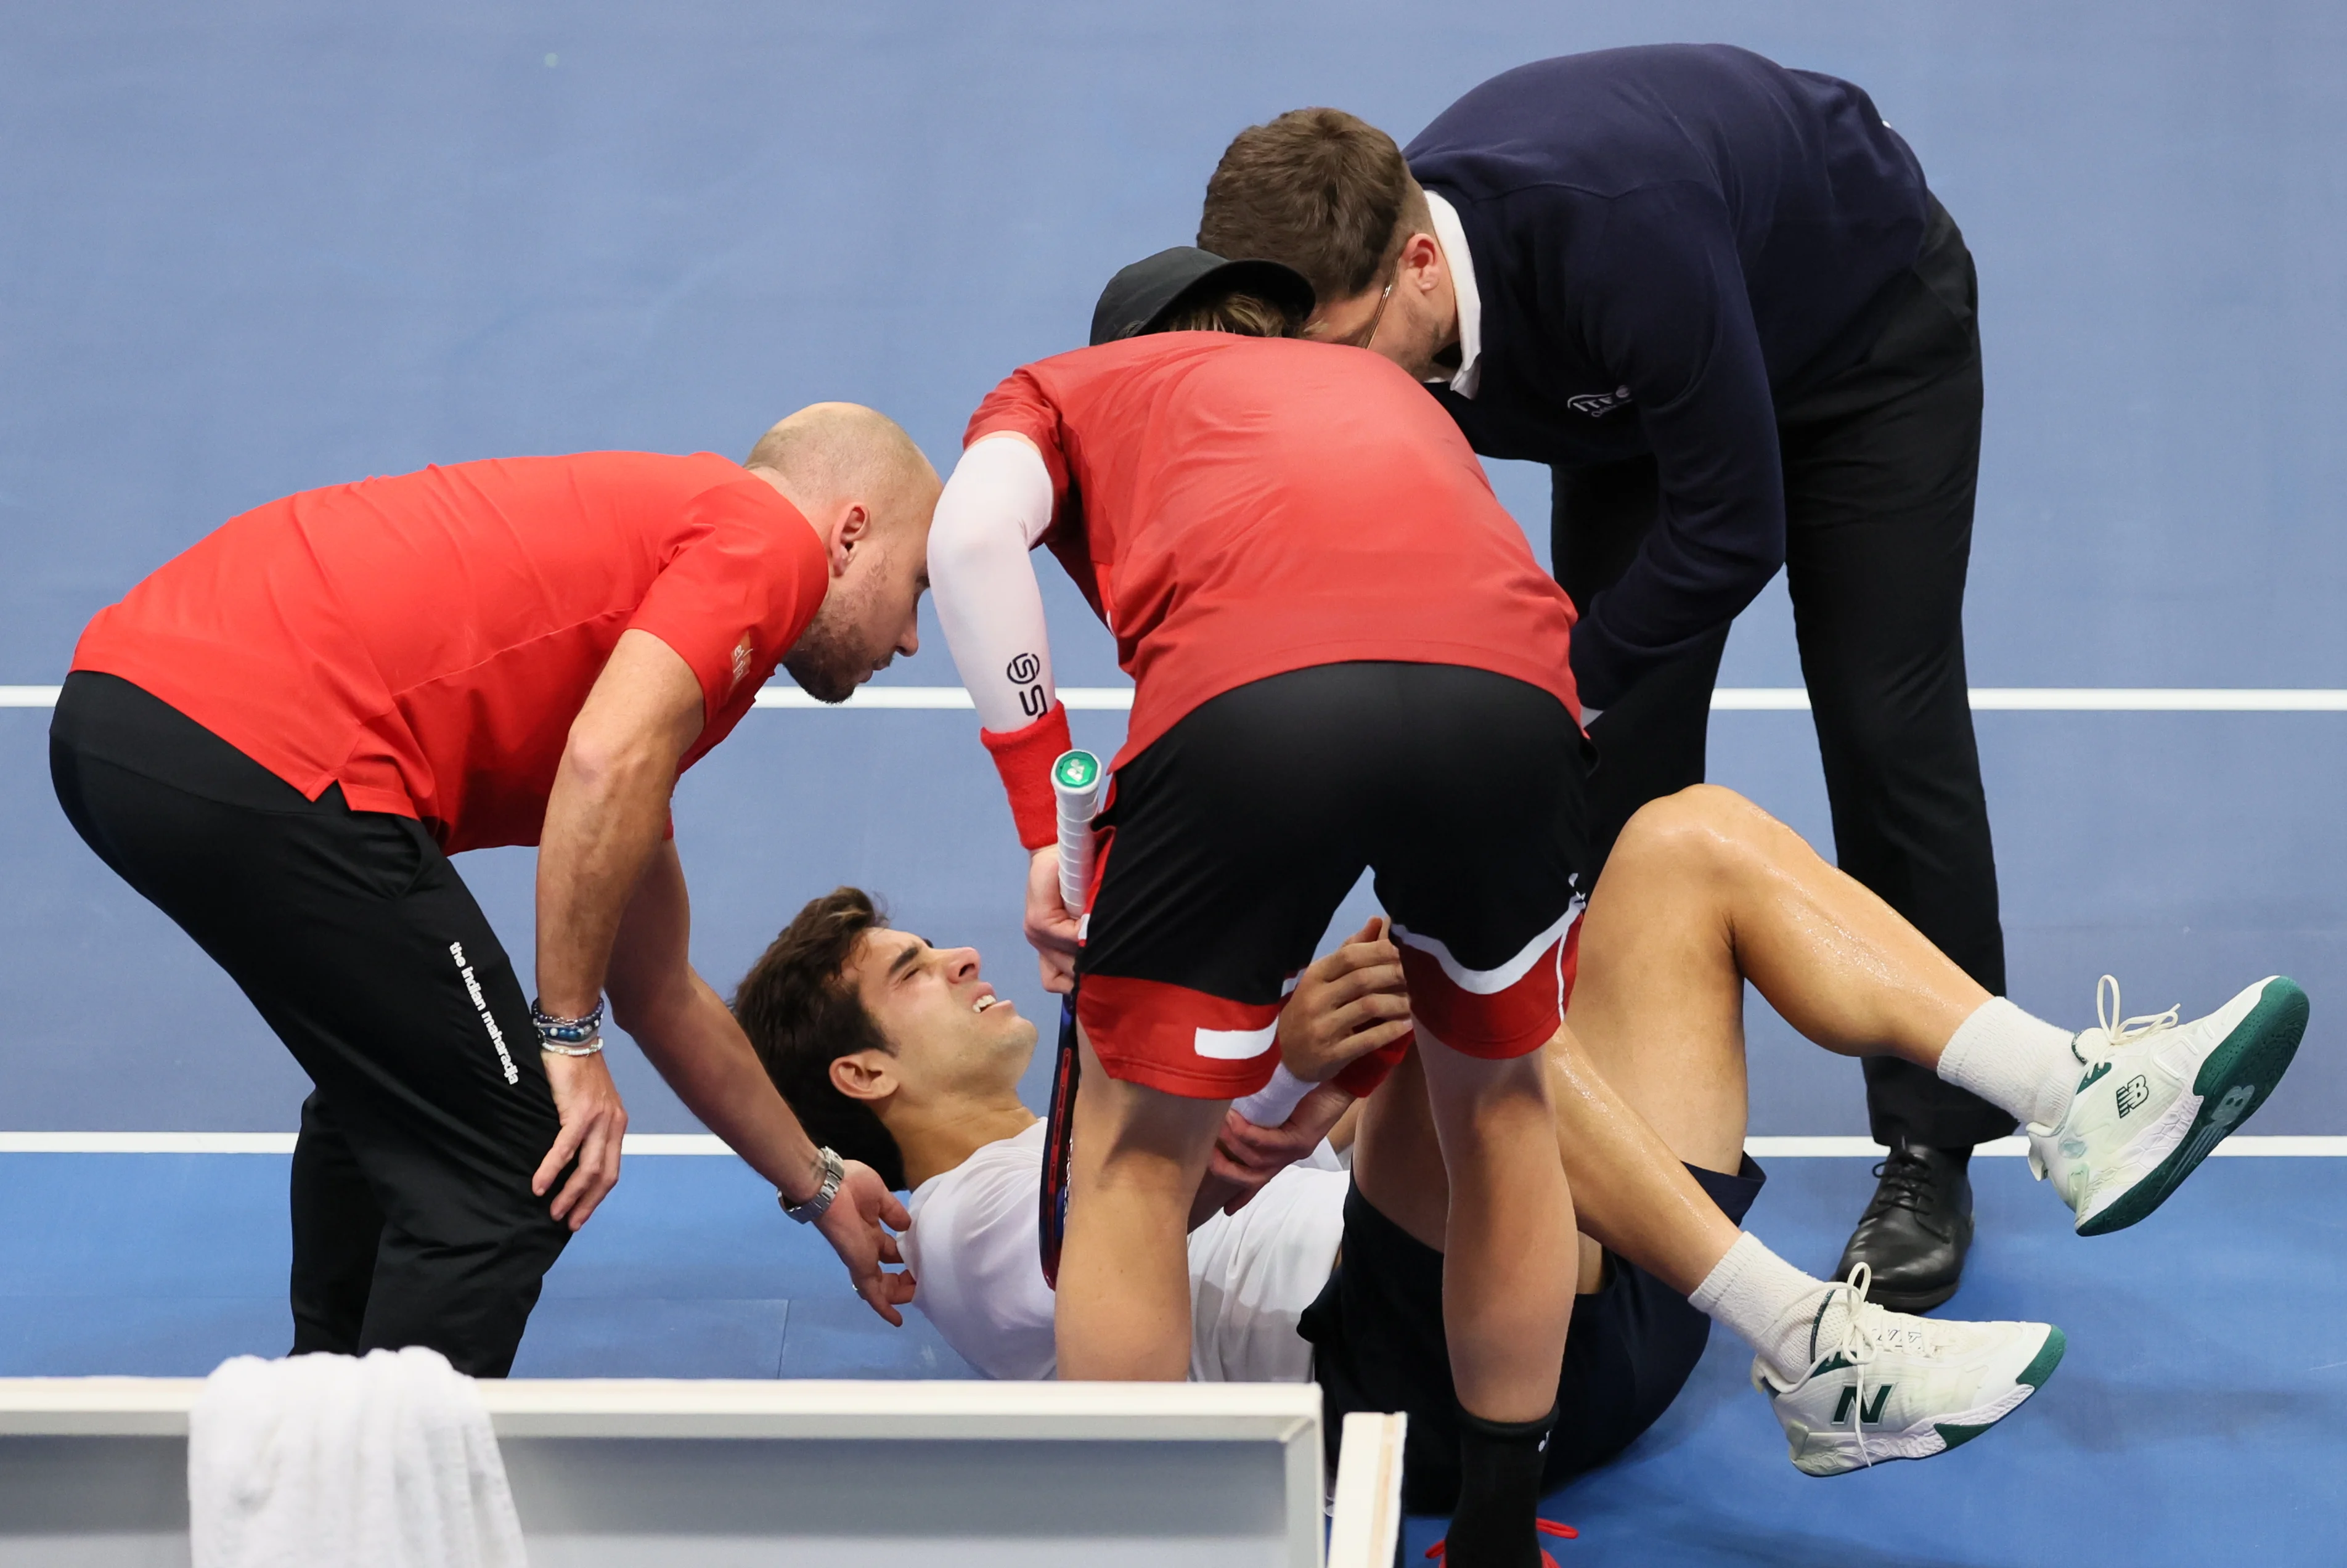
[1053,750,1100,791]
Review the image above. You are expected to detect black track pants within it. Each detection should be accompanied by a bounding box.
[50,672,569,1375]
[1551,195,2014,1149]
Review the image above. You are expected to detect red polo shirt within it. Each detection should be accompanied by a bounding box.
[71,451,828,853]
[963,332,1579,774]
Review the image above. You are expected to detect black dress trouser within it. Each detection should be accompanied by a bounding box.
[1553,196,2014,1149]
[50,672,569,1375]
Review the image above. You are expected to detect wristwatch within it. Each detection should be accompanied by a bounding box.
[780,1146,846,1224]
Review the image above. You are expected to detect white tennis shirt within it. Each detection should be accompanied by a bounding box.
[900,1119,1349,1382]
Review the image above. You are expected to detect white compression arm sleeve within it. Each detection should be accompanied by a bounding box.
[929,435,1059,734]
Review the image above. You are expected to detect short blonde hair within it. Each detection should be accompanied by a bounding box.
[1155,289,1301,338]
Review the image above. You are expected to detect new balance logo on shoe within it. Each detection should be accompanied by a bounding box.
[1833,1384,1893,1425]
[2115,1074,2150,1117]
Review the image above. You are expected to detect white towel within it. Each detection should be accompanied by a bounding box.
[189,1346,528,1568]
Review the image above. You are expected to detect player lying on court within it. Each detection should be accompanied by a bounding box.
[735,783,2305,1509]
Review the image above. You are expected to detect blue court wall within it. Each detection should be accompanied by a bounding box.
[3,0,2343,1133]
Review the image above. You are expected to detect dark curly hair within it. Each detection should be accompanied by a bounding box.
[732,887,907,1190]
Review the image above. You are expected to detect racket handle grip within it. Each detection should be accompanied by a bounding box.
[1051,749,1104,918]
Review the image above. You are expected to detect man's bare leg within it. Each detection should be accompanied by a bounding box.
[1355,1033,1638,1293]
[1054,1027,1227,1379]
[1357,782,2068,1480]
[1357,1024,1748,1325]
[1413,1040,1577,1422]
[1360,783,2010,1299]
[1402,1038,1577,1568]
[1556,787,2083,1477]
[1554,783,1993,1293]
[1368,775,2035,1315]
[1570,784,1990,1163]
[1355,781,1982,1300]
[1586,785,2279,1228]
[1366,781,1989,1225]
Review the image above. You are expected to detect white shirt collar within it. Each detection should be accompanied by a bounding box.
[1422,189,1482,399]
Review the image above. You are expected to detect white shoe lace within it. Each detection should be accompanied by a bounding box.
[1811,1262,1940,1470]
[2075,974,2181,1069]
[2033,977,2184,1178]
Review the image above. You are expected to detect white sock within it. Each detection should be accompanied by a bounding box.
[1688,1232,1847,1384]
[1936,996,2079,1129]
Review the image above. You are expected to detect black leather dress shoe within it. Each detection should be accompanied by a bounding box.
[1834,1141,1975,1312]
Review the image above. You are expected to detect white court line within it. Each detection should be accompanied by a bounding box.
[1745,1135,2347,1158]
[12,684,2347,713]
[1,1131,2339,1156]
[0,1132,735,1155]
[1712,688,2347,712]
[786,686,2347,714]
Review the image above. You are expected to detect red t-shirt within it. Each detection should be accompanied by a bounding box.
[964,333,1579,767]
[72,451,828,853]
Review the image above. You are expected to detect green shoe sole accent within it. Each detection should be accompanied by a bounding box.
[2079,978,2309,1236]
[1931,1327,2063,1454]
[1934,1420,1991,1452]
[2017,1325,2067,1389]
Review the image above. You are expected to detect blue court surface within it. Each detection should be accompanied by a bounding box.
[2,1148,2338,1565]
[6,1,2347,1564]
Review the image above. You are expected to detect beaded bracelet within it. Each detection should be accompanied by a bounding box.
[531,997,606,1045]
[539,1033,605,1058]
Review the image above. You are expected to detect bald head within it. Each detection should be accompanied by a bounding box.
[747,403,941,704]
[745,402,939,529]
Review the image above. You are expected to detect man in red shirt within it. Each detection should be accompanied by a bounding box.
[51,403,935,1376]
[928,253,1590,1566]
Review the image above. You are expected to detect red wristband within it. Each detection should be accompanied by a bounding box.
[980,702,1075,850]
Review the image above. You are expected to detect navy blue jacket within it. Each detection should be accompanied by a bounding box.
[1406,45,1929,708]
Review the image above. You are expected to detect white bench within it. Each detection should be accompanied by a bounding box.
[0,1377,1338,1566]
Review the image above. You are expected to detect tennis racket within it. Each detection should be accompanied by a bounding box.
[1037,748,1102,1291]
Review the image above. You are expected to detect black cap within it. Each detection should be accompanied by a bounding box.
[1088,247,1316,347]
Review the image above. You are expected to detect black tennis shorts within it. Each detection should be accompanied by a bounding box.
[1074,661,1592,1099]
[1303,1159,1768,1514]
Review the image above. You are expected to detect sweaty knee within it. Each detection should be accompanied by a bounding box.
[1611,784,1768,878]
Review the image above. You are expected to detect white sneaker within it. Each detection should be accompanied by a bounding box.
[1752,1265,2064,1477]
[2030,975,2308,1236]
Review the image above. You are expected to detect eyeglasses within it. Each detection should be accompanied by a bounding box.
[1333,280,1394,351]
